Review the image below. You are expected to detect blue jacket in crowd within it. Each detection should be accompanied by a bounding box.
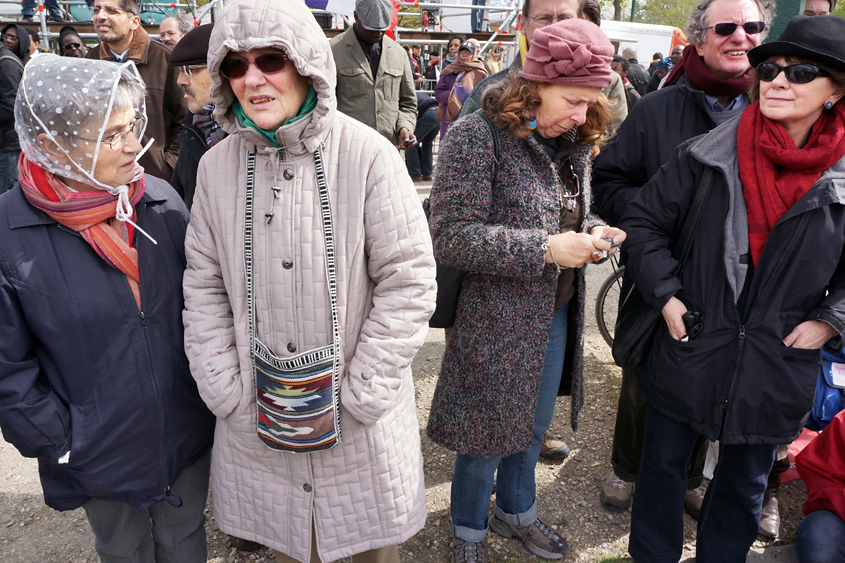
[0,177,215,511]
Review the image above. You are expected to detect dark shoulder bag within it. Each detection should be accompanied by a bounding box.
[425,112,499,329]
[612,167,714,368]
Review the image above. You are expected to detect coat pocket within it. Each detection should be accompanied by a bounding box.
[382,67,403,100]
[339,67,370,99]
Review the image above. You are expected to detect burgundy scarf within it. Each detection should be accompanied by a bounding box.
[737,102,845,266]
[663,46,754,96]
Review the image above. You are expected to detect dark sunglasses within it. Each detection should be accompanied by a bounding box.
[220,53,287,79]
[63,42,83,51]
[704,21,766,35]
[756,62,830,83]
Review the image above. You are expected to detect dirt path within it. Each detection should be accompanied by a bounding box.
[0,261,808,563]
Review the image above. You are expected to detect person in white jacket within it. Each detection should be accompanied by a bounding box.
[181,0,437,561]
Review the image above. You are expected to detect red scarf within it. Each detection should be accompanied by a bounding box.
[17,154,146,308]
[663,46,754,97]
[737,102,845,266]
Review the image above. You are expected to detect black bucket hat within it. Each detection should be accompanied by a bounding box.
[748,15,845,72]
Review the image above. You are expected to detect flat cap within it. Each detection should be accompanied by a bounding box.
[169,23,213,67]
[355,0,393,31]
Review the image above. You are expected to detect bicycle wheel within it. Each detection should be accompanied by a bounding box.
[595,263,625,348]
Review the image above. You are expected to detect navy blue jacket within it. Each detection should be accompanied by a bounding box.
[0,177,214,511]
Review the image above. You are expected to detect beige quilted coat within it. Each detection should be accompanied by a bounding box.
[181,0,437,560]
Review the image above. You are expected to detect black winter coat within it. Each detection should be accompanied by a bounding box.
[0,178,215,511]
[0,44,23,153]
[170,112,208,210]
[626,58,650,97]
[593,74,719,226]
[620,117,845,445]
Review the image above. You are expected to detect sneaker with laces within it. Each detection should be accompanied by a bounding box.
[599,470,634,511]
[490,514,568,559]
[451,537,488,563]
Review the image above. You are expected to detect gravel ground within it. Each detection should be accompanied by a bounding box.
[0,261,809,563]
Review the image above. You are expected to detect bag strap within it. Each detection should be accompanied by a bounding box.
[244,148,340,366]
[672,167,714,268]
[477,111,499,180]
[0,55,23,69]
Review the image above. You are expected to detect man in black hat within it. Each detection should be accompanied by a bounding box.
[168,24,227,210]
[411,44,424,89]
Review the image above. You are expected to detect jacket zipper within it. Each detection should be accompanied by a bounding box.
[131,204,172,501]
[61,215,172,499]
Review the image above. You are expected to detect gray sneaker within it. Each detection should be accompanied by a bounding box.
[600,470,635,511]
[684,479,709,520]
[490,515,568,560]
[451,537,488,563]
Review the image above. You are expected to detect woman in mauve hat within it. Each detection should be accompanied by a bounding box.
[426,18,625,562]
[621,15,845,562]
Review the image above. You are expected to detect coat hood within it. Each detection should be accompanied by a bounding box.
[1,24,31,62]
[207,0,337,156]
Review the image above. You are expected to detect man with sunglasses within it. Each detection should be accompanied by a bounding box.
[167,24,226,210]
[59,26,88,58]
[86,0,188,183]
[330,0,418,150]
[592,0,774,518]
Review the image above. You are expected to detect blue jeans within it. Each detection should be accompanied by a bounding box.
[450,304,569,542]
[0,151,20,195]
[471,0,486,32]
[629,406,777,563]
[795,510,845,563]
[406,107,439,178]
[22,0,61,17]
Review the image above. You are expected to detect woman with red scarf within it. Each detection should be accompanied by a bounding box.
[619,16,845,562]
[0,55,214,562]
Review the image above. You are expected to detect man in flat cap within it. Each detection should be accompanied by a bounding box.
[330,0,417,150]
[168,23,228,211]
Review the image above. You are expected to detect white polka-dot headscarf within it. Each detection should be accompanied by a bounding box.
[14,54,149,192]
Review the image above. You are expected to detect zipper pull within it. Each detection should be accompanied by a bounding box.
[139,311,147,327]
[739,325,746,339]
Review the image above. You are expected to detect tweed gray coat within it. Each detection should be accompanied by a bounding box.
[426,111,604,458]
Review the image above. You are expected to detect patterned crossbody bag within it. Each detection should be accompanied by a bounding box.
[244,149,341,452]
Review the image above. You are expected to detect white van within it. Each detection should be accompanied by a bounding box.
[600,20,688,69]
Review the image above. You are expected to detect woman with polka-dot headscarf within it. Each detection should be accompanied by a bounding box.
[0,54,215,562]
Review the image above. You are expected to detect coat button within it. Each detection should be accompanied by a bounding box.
[283,169,294,180]
[287,343,297,353]
[282,259,293,269]
[361,368,372,380]
[303,483,312,493]
[204,362,216,373]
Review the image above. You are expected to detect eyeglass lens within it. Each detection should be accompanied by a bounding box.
[709,21,766,35]
[2,33,19,42]
[220,53,287,79]
[64,42,82,50]
[756,62,827,83]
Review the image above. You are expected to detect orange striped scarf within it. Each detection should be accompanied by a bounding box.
[17,154,145,308]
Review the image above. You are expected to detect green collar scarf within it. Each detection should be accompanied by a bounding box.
[232,85,319,149]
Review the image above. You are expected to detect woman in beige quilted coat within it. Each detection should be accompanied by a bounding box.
[181,0,437,561]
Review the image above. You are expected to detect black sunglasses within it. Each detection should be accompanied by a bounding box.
[704,21,766,35]
[63,42,82,51]
[220,53,287,79]
[756,62,831,84]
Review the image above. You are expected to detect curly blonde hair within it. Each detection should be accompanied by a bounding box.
[480,70,613,159]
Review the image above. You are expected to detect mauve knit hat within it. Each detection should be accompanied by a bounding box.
[519,19,614,88]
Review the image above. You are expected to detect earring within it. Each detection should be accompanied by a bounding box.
[527,115,537,130]
[826,101,834,110]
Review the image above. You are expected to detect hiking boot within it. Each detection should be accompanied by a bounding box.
[46,14,66,22]
[759,480,780,539]
[451,537,487,563]
[490,514,568,560]
[21,15,34,21]
[539,430,571,461]
[684,479,709,520]
[599,470,634,511]
[422,175,433,181]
